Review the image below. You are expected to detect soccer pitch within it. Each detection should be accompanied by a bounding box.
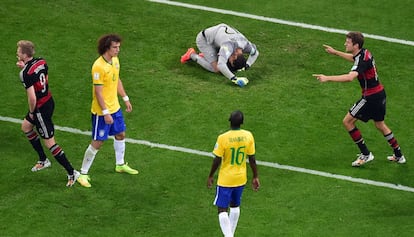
[1,0,413,236]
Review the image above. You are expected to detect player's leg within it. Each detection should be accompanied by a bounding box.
[36,100,75,176]
[371,96,406,163]
[344,112,369,155]
[374,121,405,163]
[22,114,49,171]
[214,186,233,237]
[37,105,79,186]
[195,33,219,72]
[82,139,103,173]
[229,186,244,235]
[43,136,79,186]
[218,211,233,237]
[111,110,138,174]
[345,99,374,166]
[43,136,74,174]
[78,114,107,187]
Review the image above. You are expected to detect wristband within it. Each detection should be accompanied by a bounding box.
[122,95,129,102]
[102,109,110,115]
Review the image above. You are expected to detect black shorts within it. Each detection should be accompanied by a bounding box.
[25,98,55,139]
[349,90,386,122]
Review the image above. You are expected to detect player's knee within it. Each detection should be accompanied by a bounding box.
[115,133,125,140]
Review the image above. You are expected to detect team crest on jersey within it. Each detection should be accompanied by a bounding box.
[93,72,100,80]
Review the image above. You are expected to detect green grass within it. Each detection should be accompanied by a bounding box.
[1,0,414,236]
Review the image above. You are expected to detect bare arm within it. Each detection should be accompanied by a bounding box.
[26,86,37,113]
[94,85,113,124]
[207,156,222,188]
[323,44,354,62]
[117,78,132,113]
[248,155,260,191]
[312,71,358,83]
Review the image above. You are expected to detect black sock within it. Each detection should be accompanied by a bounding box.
[384,132,403,157]
[349,127,370,155]
[25,130,47,161]
[50,144,74,175]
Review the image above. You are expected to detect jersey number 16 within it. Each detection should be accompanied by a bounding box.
[230,146,246,165]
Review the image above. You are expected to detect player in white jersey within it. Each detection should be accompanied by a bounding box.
[181,23,259,87]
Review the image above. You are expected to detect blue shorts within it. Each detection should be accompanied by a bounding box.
[91,109,126,141]
[213,185,245,208]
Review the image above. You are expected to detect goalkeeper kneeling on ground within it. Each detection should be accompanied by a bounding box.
[180,23,259,87]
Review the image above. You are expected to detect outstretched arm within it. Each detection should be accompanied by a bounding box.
[312,71,358,82]
[323,44,354,62]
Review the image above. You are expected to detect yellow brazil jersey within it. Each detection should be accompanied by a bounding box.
[91,56,121,115]
[213,129,255,187]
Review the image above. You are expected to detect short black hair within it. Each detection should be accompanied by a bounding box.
[229,110,244,127]
[227,55,247,72]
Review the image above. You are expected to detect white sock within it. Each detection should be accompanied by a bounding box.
[229,207,240,235]
[114,139,125,165]
[80,144,98,174]
[218,212,233,237]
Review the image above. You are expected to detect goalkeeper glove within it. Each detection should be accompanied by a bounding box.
[232,77,249,87]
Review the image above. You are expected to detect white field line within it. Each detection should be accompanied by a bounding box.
[147,0,414,47]
[1,115,413,193]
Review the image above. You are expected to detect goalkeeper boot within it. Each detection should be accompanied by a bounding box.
[387,155,406,164]
[31,158,51,172]
[180,48,196,63]
[66,170,80,187]
[77,174,92,188]
[115,162,139,175]
[352,152,374,167]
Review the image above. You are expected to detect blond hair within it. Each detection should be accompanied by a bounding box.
[17,40,35,57]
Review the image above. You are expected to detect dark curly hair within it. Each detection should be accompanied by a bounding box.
[97,34,122,55]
